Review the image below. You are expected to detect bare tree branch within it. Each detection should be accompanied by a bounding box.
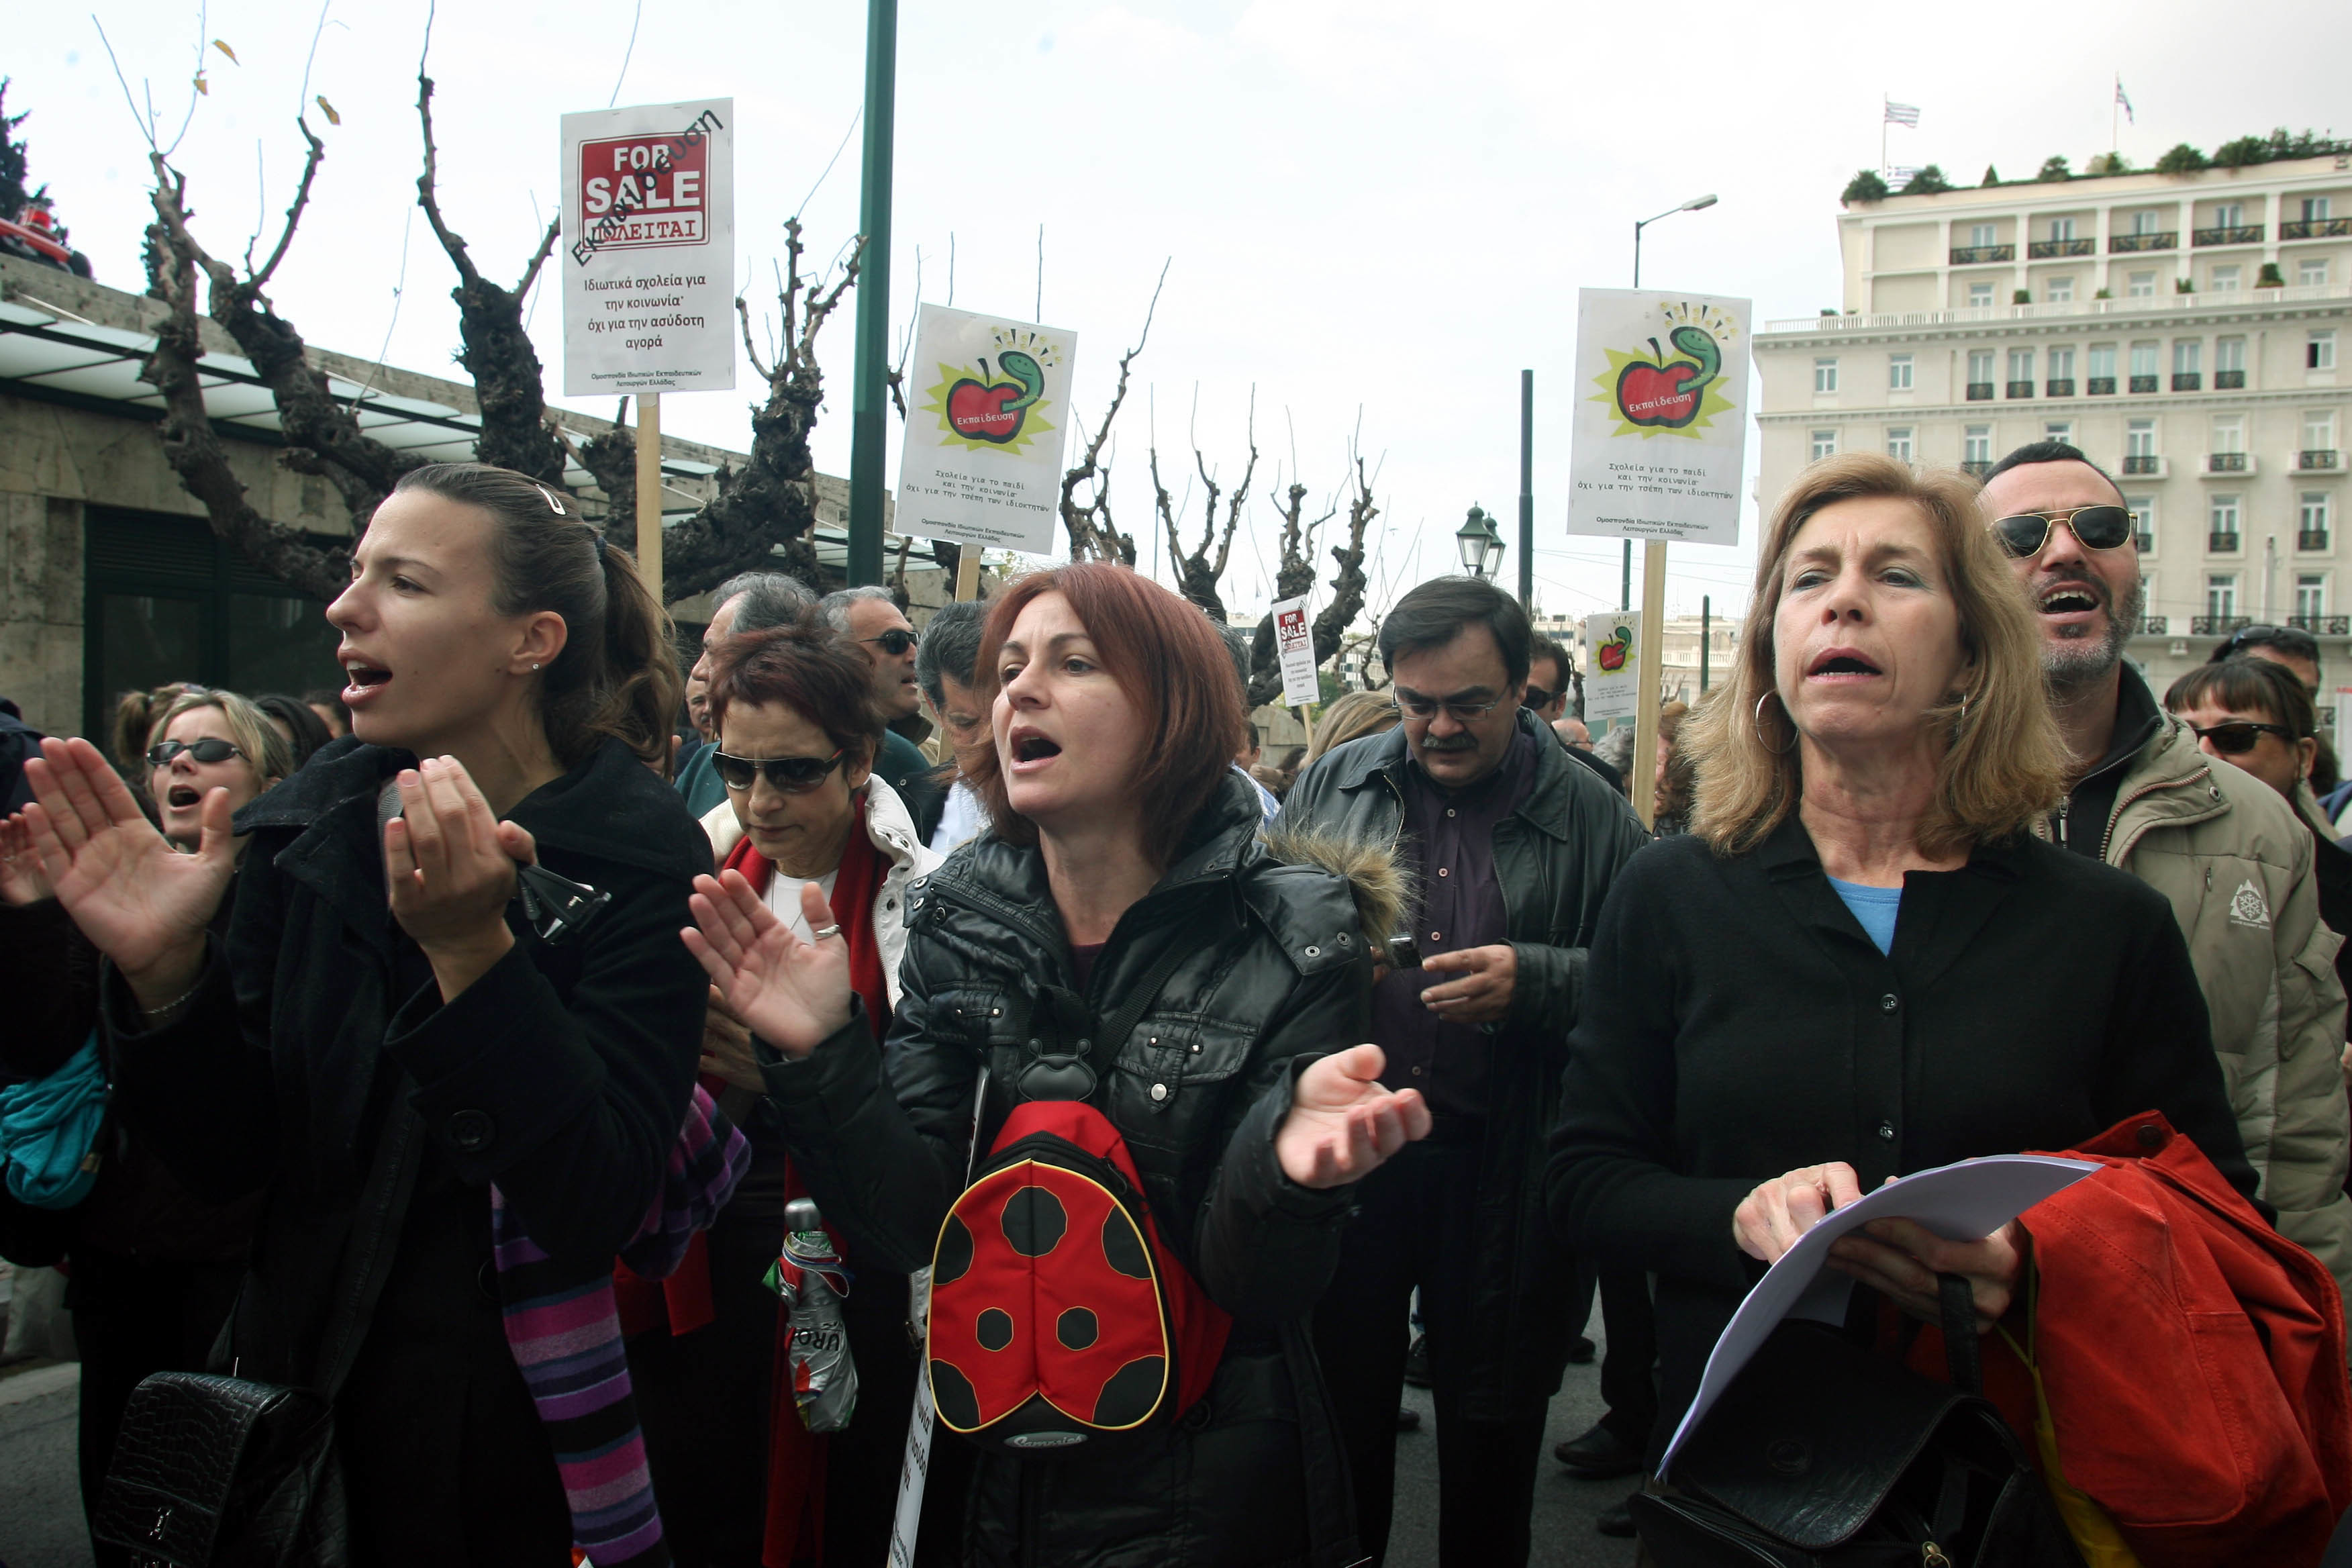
[1158,387,1254,623]
[1060,258,1169,563]
[1243,447,1377,706]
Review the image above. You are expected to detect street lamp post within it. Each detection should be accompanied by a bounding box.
[1457,505,1505,581]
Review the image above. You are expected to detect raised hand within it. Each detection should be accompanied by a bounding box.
[1,813,56,905]
[21,736,234,1003]
[385,756,536,999]
[1276,1044,1433,1189]
[681,873,852,1060]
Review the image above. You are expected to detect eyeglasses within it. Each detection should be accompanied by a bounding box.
[1989,504,2137,558]
[2188,720,2303,755]
[1393,691,1508,724]
[1521,685,1559,712]
[859,629,920,656]
[146,738,246,767]
[712,749,847,794]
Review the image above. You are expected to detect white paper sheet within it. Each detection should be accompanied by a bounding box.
[1659,1153,2099,1476]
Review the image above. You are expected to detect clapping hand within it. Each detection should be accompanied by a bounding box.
[21,736,234,1006]
[681,873,853,1060]
[1276,1044,1433,1189]
[1,813,55,905]
[385,756,537,1000]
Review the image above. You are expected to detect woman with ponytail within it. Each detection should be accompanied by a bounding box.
[21,463,711,1566]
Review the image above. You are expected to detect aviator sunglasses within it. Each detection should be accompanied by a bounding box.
[2187,720,2304,756]
[146,738,246,767]
[859,629,920,656]
[1990,504,2136,558]
[712,748,848,795]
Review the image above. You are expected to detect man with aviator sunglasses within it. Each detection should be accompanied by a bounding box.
[1984,441,2352,1324]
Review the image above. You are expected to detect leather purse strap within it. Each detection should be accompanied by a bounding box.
[1938,1271,1983,1397]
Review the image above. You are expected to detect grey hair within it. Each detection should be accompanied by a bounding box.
[722,573,819,634]
[915,598,990,710]
[818,584,897,634]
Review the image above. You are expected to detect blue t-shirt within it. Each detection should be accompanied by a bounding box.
[1826,876,1902,955]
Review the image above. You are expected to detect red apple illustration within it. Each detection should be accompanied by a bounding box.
[1596,626,1632,671]
[1614,327,1723,430]
[946,379,1024,444]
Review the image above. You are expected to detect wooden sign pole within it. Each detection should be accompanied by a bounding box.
[636,393,663,601]
[1629,539,1667,828]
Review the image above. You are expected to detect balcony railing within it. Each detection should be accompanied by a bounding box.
[2122,454,2162,475]
[1965,381,1994,401]
[2006,380,2036,399]
[2193,225,2265,246]
[2208,452,2249,473]
[2300,530,2333,552]
[2028,237,2096,258]
[2135,534,2157,554]
[1757,281,2352,336]
[2289,615,2352,636]
[2130,374,2161,393]
[2283,217,2352,240]
[1961,459,1994,478]
[2193,615,2251,634]
[2088,377,2118,395]
[2214,369,2247,389]
[2046,379,2077,397]
[2173,373,2202,391]
[2209,531,2243,552]
[2137,616,2169,635]
[2110,231,2179,253]
[2301,450,2344,471]
[1949,244,2014,264]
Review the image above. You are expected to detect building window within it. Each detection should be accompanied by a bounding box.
[2088,343,2118,395]
[1814,358,1839,393]
[1968,282,1995,308]
[2130,340,2160,392]
[2128,271,2156,297]
[2212,264,2242,293]
[2214,202,2244,230]
[2007,347,2035,397]
[2127,495,2157,553]
[2216,336,2246,372]
[2211,495,2243,551]
[1811,429,1839,460]
[1969,222,1997,248]
[2051,217,2077,242]
[2304,493,2335,550]
[1967,348,1996,398]
[1964,426,1993,466]
[2047,346,2077,395]
[1886,427,1915,461]
[2212,415,2245,455]
[1888,353,1914,391]
[2302,258,2332,287]
[2126,420,2158,458]
[2208,575,2239,618]
[2132,211,2161,236]
[2174,339,2202,390]
[2048,276,2075,303]
[2305,197,2335,224]
[2313,331,2338,372]
[2308,411,2341,452]
[2298,575,2327,622]
[2044,421,2074,444]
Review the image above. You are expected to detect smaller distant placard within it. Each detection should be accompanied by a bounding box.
[1273,596,1318,708]
[893,305,1079,555]
[1583,611,1640,722]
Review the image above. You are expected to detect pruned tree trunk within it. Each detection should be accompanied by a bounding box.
[1061,260,1168,564]
[1243,451,1377,706]
[1153,387,1255,624]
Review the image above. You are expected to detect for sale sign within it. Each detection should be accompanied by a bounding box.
[559,98,735,397]
[1272,596,1320,708]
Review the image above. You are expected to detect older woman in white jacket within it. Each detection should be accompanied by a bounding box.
[632,611,943,1568]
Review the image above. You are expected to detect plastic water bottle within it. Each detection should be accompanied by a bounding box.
[776,1196,859,1433]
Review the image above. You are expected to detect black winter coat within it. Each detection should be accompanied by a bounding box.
[106,737,709,1557]
[1545,817,2259,1452]
[1273,708,1652,1418]
[763,773,1372,1568]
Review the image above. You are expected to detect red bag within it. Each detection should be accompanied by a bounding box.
[925,1099,1231,1453]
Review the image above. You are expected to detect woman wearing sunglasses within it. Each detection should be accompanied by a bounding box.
[1,687,287,1565]
[636,611,940,1565]
[685,561,1429,1568]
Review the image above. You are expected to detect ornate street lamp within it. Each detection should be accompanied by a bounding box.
[1457,505,1505,579]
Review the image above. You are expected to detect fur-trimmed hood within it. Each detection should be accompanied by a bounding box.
[1261,824,1407,959]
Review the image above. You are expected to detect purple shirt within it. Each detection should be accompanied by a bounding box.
[1369,729,1538,1120]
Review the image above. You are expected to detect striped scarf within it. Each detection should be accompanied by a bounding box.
[491,1085,750,1568]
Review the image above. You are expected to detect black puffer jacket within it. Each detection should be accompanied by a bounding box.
[763,773,1375,1568]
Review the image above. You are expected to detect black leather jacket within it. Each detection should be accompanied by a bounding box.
[763,773,1371,1567]
[1275,709,1651,1418]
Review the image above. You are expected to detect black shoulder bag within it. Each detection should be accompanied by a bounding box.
[92,1100,422,1568]
[1631,1275,2084,1568]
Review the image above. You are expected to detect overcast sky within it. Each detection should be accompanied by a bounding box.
[12,0,2351,626]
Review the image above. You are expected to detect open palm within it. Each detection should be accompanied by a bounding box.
[681,871,854,1059]
[22,736,234,982]
[1277,1043,1434,1189]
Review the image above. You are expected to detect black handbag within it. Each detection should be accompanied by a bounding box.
[92,1102,421,1568]
[1632,1276,2084,1568]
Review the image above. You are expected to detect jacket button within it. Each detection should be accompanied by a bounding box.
[2137,1122,2167,1150]
[1150,1083,1169,1102]
[448,1110,495,1154]
[1879,993,1899,1013]
[1877,1120,1896,1142]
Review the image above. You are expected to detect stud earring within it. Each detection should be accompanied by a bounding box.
[530,662,542,671]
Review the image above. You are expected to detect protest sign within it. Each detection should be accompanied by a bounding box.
[559,98,735,397]
[1566,289,1751,546]
[1583,611,1641,722]
[1272,597,1319,708]
[893,305,1079,554]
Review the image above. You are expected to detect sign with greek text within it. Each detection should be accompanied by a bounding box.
[559,98,734,396]
[1567,287,1751,546]
[1583,611,1640,722]
[1272,595,1320,708]
[893,305,1079,554]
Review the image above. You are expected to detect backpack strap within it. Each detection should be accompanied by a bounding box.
[1012,922,1198,1104]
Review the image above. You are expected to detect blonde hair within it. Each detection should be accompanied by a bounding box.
[147,689,295,791]
[1308,689,1402,763]
[1685,454,2065,859]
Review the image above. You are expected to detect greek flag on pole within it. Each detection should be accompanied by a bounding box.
[2115,80,2135,124]
[1885,99,1921,128]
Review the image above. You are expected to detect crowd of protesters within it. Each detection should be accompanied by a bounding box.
[6,438,2352,1568]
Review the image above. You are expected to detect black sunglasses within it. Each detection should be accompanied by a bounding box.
[2218,623,2322,664]
[712,748,847,794]
[1520,685,1558,712]
[2189,720,2303,756]
[1990,504,2136,558]
[147,738,246,767]
[859,629,920,656]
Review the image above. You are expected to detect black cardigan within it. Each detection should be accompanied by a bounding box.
[1545,814,2257,1446]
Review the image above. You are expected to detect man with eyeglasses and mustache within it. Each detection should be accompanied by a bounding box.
[1277,576,1650,1566]
[1983,440,2352,1326]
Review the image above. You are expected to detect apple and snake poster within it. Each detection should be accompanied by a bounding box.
[1566,287,1751,547]
[894,305,1080,554]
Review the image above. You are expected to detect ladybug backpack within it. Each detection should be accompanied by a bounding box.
[925,940,1233,1454]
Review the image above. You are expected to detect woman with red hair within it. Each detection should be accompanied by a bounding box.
[685,562,1426,1566]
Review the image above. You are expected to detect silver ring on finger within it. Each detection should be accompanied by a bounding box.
[810,922,842,941]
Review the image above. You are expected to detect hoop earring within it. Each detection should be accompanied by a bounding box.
[1754,691,1798,756]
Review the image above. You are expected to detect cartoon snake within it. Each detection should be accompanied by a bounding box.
[1664,325,1720,388]
[995,350,1046,411]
